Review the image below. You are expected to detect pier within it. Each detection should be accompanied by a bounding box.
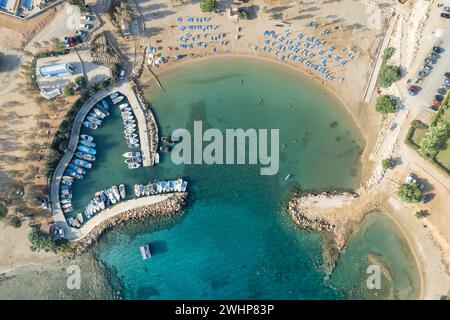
[50,81,158,236]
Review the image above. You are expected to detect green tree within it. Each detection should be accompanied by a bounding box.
[200,0,216,12]
[382,157,395,170]
[397,182,423,203]
[375,95,397,115]
[415,210,429,219]
[378,64,401,88]
[238,9,249,20]
[418,120,449,158]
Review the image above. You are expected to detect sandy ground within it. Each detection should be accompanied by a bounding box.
[0,218,56,274]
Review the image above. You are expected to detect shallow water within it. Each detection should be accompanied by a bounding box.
[46,58,419,299]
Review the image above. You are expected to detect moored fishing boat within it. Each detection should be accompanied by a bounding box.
[87,116,102,125]
[110,92,119,99]
[181,180,188,192]
[119,103,129,109]
[73,158,92,169]
[123,151,141,158]
[119,184,126,199]
[77,212,84,224]
[81,134,93,141]
[83,121,98,130]
[125,133,138,139]
[121,107,132,112]
[80,139,96,147]
[159,145,171,153]
[112,96,125,104]
[121,111,133,117]
[125,123,136,129]
[161,136,175,145]
[100,191,109,207]
[126,138,139,145]
[125,157,142,164]
[128,162,141,169]
[124,128,136,134]
[93,108,106,119]
[134,184,140,197]
[112,185,121,202]
[90,199,100,212]
[84,208,91,219]
[95,194,105,210]
[101,99,109,109]
[65,169,83,180]
[77,145,96,155]
[107,188,117,204]
[75,152,96,161]
[128,143,140,149]
[68,164,86,175]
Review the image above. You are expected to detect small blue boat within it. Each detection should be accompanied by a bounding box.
[83,121,98,130]
[68,163,86,175]
[77,145,96,155]
[65,169,83,180]
[101,99,109,110]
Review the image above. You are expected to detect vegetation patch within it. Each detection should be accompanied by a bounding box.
[0,201,7,219]
[377,47,401,88]
[200,0,216,12]
[397,183,423,203]
[375,95,397,115]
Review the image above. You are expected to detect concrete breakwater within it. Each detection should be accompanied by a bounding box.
[73,193,187,254]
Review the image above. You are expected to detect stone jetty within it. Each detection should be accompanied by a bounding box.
[73,193,187,254]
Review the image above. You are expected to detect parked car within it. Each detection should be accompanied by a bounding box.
[432,99,442,107]
[429,52,440,59]
[81,15,92,21]
[444,6,450,13]
[64,36,76,47]
[421,64,432,71]
[434,94,444,101]
[437,87,448,95]
[429,104,439,111]
[421,194,432,204]
[432,46,444,54]
[416,71,428,77]
[441,12,450,19]
[80,24,92,29]
[119,70,125,80]
[407,85,420,96]
[425,57,437,65]
[445,72,450,79]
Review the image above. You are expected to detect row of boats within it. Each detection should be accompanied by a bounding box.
[82,96,115,130]
[117,100,142,169]
[134,178,188,197]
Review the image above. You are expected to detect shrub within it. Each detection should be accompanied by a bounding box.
[411,120,428,129]
[378,64,401,88]
[382,47,396,60]
[200,0,216,12]
[0,201,7,219]
[238,9,249,20]
[63,83,75,96]
[382,157,395,170]
[9,216,21,228]
[28,230,56,252]
[75,76,86,88]
[375,95,397,115]
[415,210,430,219]
[397,183,423,203]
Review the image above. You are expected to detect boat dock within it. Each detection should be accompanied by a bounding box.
[126,88,152,167]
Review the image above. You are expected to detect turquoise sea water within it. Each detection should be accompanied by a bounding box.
[68,58,419,299]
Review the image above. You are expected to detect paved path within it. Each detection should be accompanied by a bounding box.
[363,11,397,104]
[50,81,153,237]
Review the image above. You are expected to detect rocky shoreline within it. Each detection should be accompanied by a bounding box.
[72,193,187,255]
[286,189,361,271]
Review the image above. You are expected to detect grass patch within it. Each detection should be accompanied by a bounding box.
[411,127,427,146]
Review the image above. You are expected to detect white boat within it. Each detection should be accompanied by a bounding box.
[87,116,102,125]
[107,188,117,204]
[125,123,136,129]
[125,157,142,164]
[81,134,93,141]
[181,180,187,192]
[121,111,132,117]
[93,108,106,119]
[123,151,141,158]
[134,184,140,197]
[84,209,91,219]
[140,244,151,260]
[129,143,140,149]
[124,128,136,134]
[77,212,84,224]
[119,184,126,199]
[127,138,139,144]
[122,107,132,112]
[125,133,138,139]
[119,103,129,109]
[112,96,125,104]
[112,185,121,202]
[285,174,292,181]
[90,199,100,212]
[145,185,150,196]
[128,162,141,169]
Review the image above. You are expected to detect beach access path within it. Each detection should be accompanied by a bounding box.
[50,81,154,239]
